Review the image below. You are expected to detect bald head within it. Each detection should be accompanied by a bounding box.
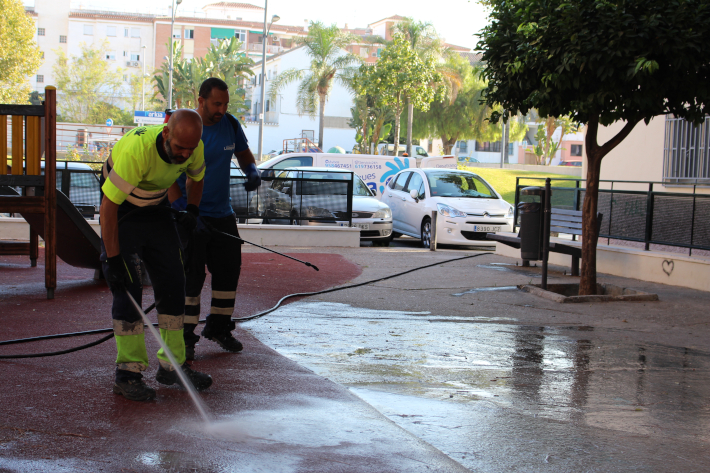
[161,109,202,164]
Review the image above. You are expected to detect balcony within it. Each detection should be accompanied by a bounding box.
[248,43,282,54]
[243,111,279,125]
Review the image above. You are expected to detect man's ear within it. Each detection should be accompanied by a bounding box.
[197,96,205,110]
[161,125,170,140]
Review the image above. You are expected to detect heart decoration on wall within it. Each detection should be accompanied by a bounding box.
[662,260,674,276]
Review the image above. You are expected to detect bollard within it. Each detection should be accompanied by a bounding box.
[430,211,437,251]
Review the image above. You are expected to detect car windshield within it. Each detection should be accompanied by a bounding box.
[425,171,497,199]
[353,175,372,196]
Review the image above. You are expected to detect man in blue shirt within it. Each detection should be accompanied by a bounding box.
[169,78,261,360]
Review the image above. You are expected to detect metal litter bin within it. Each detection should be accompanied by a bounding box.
[518,186,545,261]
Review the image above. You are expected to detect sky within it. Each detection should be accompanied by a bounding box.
[28,0,491,51]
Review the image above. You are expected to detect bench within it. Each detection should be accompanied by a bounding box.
[487,208,603,276]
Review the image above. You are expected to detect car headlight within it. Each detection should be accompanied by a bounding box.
[436,203,467,218]
[372,208,392,219]
[507,206,514,218]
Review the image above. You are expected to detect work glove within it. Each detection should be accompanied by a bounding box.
[177,204,200,233]
[243,163,261,192]
[105,255,132,293]
[171,195,187,212]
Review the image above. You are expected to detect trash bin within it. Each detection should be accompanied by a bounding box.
[76,128,89,147]
[518,186,545,261]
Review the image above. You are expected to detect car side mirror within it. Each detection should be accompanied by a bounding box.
[409,189,419,201]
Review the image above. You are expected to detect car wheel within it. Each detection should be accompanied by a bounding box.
[372,239,390,247]
[421,217,431,248]
[391,231,402,239]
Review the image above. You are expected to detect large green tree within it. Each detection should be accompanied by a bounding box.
[153,38,253,114]
[0,0,42,104]
[269,22,362,150]
[391,18,448,156]
[53,41,125,123]
[413,54,526,154]
[355,32,442,156]
[478,0,710,295]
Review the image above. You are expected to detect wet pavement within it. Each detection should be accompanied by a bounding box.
[1,245,710,472]
[245,301,710,471]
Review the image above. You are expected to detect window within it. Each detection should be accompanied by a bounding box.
[37,28,45,36]
[84,25,93,35]
[474,141,501,152]
[172,28,181,39]
[360,47,369,58]
[235,29,247,42]
[40,51,45,59]
[131,28,140,38]
[123,74,128,82]
[393,172,411,191]
[663,116,710,184]
[36,75,44,83]
[123,51,127,57]
[184,28,194,39]
[59,35,67,43]
[106,52,115,60]
[130,53,140,61]
[265,100,270,112]
[124,28,129,37]
[404,172,424,196]
[272,157,313,169]
[107,26,116,37]
[377,48,382,57]
[372,52,377,57]
[570,144,583,156]
[457,141,468,152]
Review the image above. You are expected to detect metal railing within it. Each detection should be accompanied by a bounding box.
[247,43,282,54]
[514,177,710,254]
[27,165,354,226]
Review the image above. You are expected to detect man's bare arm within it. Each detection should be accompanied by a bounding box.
[99,196,120,258]
[185,177,204,208]
[234,149,256,171]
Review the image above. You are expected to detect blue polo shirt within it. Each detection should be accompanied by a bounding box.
[177,114,249,218]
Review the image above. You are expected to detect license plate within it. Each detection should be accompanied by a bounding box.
[339,223,370,230]
[474,225,501,233]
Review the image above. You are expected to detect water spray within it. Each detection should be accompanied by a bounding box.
[125,291,211,423]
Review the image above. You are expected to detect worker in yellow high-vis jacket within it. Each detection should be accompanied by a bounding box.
[100,109,212,401]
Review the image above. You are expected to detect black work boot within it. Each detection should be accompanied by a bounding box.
[201,316,243,353]
[113,369,156,401]
[156,363,213,391]
[184,323,200,361]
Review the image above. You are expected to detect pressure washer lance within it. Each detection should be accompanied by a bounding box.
[202,221,319,271]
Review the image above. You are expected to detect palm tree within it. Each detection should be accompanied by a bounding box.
[391,18,451,155]
[268,22,362,150]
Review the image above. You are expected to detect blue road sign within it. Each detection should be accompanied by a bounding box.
[106,118,114,127]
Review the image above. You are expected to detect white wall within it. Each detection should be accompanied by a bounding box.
[32,0,71,91]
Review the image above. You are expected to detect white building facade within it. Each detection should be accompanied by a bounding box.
[243,46,357,155]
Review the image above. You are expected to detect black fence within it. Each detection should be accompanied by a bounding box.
[514,177,710,254]
[44,163,355,226]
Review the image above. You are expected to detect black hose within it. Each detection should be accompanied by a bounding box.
[0,252,490,358]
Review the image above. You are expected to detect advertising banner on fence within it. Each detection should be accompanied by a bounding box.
[133,111,166,125]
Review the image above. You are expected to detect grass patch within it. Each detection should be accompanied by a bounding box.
[460,165,581,205]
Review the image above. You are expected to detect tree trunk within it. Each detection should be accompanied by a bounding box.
[441,135,457,154]
[503,120,510,164]
[579,116,639,295]
[406,98,413,157]
[392,99,402,156]
[318,94,326,150]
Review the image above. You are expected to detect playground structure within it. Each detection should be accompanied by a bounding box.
[0,87,58,298]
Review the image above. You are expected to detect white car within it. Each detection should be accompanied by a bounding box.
[265,167,394,246]
[380,168,514,248]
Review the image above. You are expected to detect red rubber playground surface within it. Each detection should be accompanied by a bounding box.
[0,250,468,472]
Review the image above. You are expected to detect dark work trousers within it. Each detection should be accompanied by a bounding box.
[101,215,186,373]
[183,214,242,341]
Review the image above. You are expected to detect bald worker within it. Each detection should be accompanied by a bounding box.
[100,109,213,401]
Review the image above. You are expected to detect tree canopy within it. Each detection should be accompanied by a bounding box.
[0,0,42,104]
[477,0,710,294]
[53,41,125,124]
[354,32,442,155]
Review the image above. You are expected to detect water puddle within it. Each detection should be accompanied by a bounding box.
[245,301,710,472]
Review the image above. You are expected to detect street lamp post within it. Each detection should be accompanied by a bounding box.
[141,45,146,111]
[257,3,279,161]
[167,0,182,110]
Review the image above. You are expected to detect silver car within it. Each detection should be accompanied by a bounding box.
[266,167,393,246]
